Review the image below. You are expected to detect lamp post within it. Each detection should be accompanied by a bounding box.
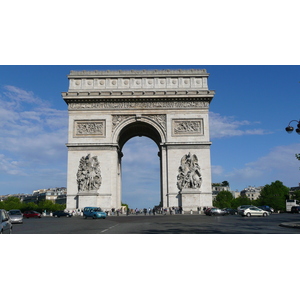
[285,120,300,135]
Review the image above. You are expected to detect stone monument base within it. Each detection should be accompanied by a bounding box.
[180,189,201,212]
[77,191,99,208]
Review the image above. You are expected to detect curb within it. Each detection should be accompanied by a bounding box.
[279,222,300,229]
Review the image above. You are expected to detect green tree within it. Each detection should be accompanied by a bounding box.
[213,191,234,208]
[222,181,230,187]
[290,190,300,200]
[258,180,289,211]
[0,197,22,210]
[231,196,252,209]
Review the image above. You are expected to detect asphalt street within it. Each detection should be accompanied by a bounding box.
[11,213,300,234]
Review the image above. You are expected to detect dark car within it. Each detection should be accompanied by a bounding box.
[23,211,42,218]
[223,208,238,215]
[258,205,274,213]
[53,211,72,218]
[291,206,300,213]
[206,208,228,216]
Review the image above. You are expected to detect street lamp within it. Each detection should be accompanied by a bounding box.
[285,120,300,135]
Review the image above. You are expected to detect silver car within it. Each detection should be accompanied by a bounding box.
[239,206,270,217]
[0,209,12,234]
[9,209,23,224]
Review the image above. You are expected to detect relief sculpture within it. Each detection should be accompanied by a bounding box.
[177,153,202,190]
[77,154,102,192]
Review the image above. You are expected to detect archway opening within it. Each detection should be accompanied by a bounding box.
[117,120,163,211]
[121,136,161,210]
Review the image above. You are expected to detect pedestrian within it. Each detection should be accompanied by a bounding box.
[179,206,183,214]
[143,208,147,216]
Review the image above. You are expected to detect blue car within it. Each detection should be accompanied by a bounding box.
[83,207,107,219]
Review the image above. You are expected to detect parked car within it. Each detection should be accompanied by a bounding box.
[258,205,274,213]
[239,206,270,217]
[0,209,12,234]
[204,207,213,215]
[53,211,72,218]
[223,208,238,215]
[206,208,228,216]
[291,206,300,213]
[83,207,107,219]
[23,211,42,218]
[237,205,254,213]
[8,209,23,224]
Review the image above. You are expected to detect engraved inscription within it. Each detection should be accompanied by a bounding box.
[74,120,105,137]
[172,119,203,135]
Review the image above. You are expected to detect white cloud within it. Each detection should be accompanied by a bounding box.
[0,85,68,177]
[211,165,224,176]
[224,143,300,189]
[209,112,271,139]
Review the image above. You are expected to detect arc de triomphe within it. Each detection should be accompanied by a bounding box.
[62,69,215,212]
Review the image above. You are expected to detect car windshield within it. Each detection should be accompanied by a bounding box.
[9,211,22,215]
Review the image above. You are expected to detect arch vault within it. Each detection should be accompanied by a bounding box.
[62,69,215,212]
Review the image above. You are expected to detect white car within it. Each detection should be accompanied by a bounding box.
[239,206,270,217]
[0,209,13,234]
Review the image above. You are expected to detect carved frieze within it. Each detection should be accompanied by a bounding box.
[112,115,134,131]
[69,101,209,111]
[74,120,106,137]
[146,115,166,132]
[177,153,202,191]
[172,119,203,136]
[77,154,102,192]
[112,114,166,134]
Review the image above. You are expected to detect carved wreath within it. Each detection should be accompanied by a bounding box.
[177,152,202,190]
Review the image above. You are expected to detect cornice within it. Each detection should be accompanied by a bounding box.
[62,90,215,101]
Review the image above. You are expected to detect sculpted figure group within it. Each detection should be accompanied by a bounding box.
[77,154,102,192]
[177,152,202,191]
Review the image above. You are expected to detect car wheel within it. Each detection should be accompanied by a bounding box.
[246,213,251,217]
[84,216,87,219]
[93,215,96,219]
[67,215,69,217]
[263,212,268,217]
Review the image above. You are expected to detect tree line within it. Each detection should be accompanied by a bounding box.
[0,197,66,213]
[213,180,299,212]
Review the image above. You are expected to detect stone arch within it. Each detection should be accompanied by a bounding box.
[62,68,215,213]
[112,115,166,150]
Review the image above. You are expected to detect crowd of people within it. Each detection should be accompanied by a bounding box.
[109,206,183,216]
[63,206,186,216]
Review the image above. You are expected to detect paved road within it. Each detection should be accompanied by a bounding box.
[11,213,300,234]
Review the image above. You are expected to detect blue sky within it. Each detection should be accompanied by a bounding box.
[0,65,299,209]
